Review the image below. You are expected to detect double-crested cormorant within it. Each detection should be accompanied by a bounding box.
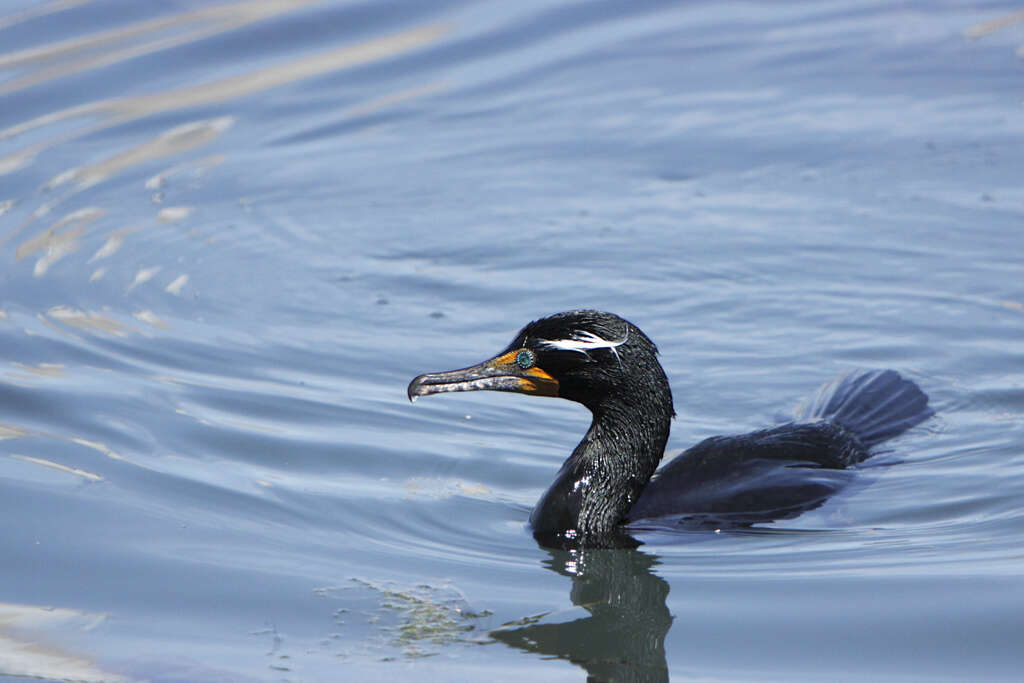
[408,310,933,548]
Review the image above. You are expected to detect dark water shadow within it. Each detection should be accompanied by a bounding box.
[487,473,874,681]
[491,546,672,683]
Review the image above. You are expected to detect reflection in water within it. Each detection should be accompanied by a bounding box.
[164,274,189,295]
[132,309,170,329]
[964,9,1024,55]
[0,602,125,683]
[0,18,448,157]
[492,548,671,683]
[43,305,135,337]
[0,0,319,97]
[49,117,235,192]
[0,417,128,465]
[14,207,104,275]
[0,0,95,33]
[125,266,163,293]
[1,2,450,284]
[9,454,103,481]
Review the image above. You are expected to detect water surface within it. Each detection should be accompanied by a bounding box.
[2,1,1023,681]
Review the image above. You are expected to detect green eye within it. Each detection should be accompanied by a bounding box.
[515,349,535,369]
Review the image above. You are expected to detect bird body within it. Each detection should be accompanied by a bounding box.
[408,310,932,548]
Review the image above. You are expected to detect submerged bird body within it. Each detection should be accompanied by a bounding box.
[408,310,932,548]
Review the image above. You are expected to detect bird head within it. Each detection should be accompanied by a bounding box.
[408,310,672,415]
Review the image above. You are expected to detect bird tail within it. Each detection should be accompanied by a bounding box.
[795,369,933,449]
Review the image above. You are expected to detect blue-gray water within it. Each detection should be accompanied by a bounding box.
[2,1,1023,681]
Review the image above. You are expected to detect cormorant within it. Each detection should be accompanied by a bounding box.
[408,310,932,548]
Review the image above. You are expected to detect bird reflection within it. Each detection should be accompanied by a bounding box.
[491,546,672,683]
[487,487,860,682]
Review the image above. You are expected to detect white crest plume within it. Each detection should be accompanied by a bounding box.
[538,328,629,364]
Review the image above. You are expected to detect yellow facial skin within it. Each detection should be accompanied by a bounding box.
[489,350,559,397]
[408,348,559,400]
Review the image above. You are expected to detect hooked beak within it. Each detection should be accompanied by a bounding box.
[408,349,559,401]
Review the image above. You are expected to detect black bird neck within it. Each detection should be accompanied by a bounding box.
[530,375,673,547]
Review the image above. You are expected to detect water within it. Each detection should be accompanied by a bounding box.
[1,1,1023,680]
